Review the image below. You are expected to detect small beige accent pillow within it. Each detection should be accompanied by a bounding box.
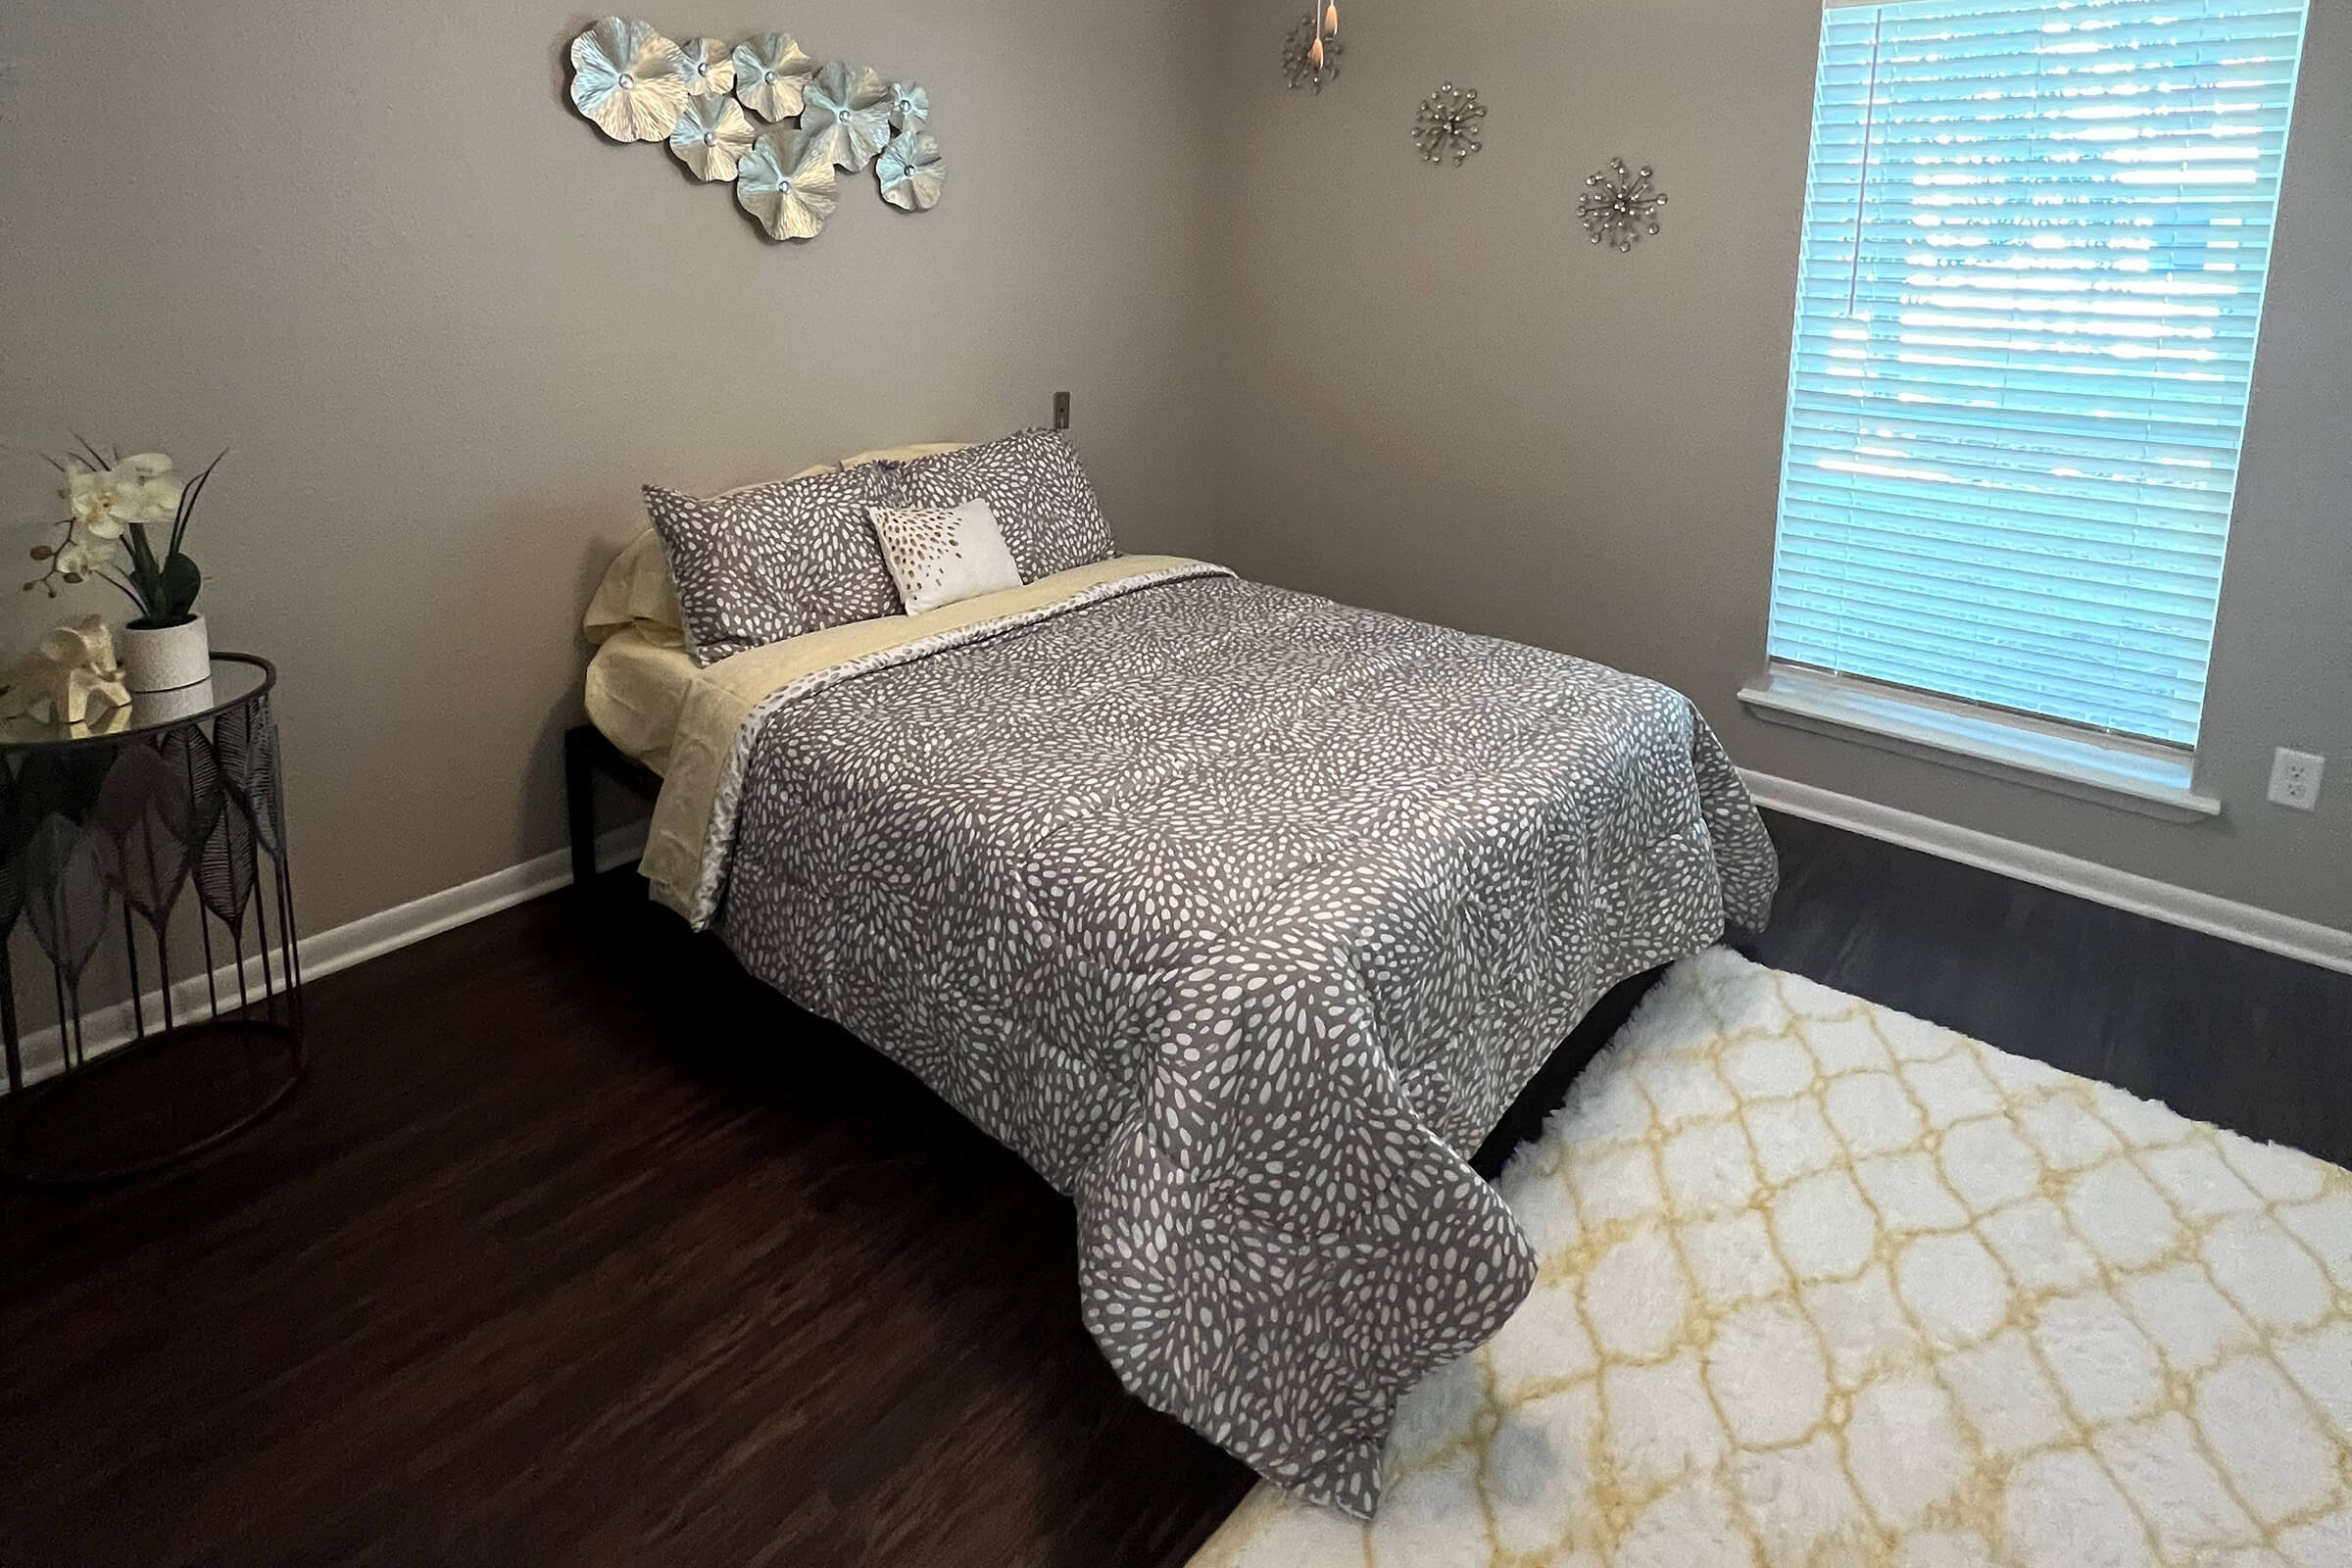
[866,500,1024,616]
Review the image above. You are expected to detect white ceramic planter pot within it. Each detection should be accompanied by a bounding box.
[138,676,220,724]
[121,613,212,693]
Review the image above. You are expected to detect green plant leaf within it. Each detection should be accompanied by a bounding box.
[171,449,226,560]
[124,520,159,579]
[121,521,165,618]
[161,552,201,619]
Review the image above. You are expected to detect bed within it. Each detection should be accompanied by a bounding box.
[576,468,1777,1518]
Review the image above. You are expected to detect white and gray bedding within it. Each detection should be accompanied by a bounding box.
[660,562,1778,1516]
[642,430,1117,664]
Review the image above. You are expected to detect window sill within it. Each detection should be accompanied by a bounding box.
[1738,666,2221,824]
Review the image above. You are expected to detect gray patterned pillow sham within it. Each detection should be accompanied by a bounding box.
[875,429,1116,582]
[642,466,902,664]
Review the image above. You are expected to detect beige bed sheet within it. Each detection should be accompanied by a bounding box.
[584,625,698,775]
[642,555,1223,921]
[581,441,989,775]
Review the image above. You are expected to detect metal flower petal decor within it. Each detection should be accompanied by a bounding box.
[876,130,945,212]
[1580,158,1668,252]
[564,19,946,246]
[888,81,930,133]
[732,31,813,122]
[569,18,689,142]
[735,125,842,241]
[678,37,736,97]
[669,92,755,182]
[801,62,895,173]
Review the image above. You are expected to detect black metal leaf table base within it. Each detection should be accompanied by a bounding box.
[0,655,302,1185]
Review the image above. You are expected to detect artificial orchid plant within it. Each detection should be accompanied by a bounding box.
[25,438,223,629]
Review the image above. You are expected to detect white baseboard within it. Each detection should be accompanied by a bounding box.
[1741,769,2352,977]
[19,770,2344,1088]
[9,824,649,1088]
[294,822,648,989]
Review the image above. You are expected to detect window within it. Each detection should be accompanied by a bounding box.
[1762,0,2310,755]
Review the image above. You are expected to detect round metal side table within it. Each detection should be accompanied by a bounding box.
[0,654,302,1185]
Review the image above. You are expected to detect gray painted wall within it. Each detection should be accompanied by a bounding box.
[1211,0,2351,930]
[1,0,2343,947]
[0,0,1219,933]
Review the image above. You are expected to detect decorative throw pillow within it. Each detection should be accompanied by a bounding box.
[866,500,1024,615]
[641,466,902,664]
[875,430,1116,583]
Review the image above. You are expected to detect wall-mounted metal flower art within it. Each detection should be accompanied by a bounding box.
[678,37,736,98]
[801,62,896,172]
[1580,158,1668,251]
[888,82,931,133]
[731,32,814,122]
[569,18,689,142]
[735,125,842,241]
[1413,82,1487,168]
[564,19,946,245]
[877,130,947,212]
[668,92,756,181]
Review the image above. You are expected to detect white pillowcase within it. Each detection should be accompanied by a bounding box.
[866,499,1025,616]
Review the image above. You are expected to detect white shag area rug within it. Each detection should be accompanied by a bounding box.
[1191,948,2352,1568]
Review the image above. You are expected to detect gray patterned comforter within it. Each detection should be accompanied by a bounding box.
[704,570,1778,1515]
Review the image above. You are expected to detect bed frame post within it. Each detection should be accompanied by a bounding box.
[564,725,667,891]
[564,725,600,889]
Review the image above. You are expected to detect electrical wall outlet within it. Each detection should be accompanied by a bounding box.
[2268,748,2326,811]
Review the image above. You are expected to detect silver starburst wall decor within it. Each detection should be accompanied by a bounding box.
[1413,82,1486,167]
[1282,2,1343,92]
[1580,158,1667,252]
[566,17,944,245]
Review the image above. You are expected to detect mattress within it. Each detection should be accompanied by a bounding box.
[583,625,696,775]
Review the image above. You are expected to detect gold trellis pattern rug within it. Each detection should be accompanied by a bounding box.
[1191,948,2352,1568]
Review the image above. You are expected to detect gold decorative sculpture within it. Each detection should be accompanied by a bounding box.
[0,617,132,727]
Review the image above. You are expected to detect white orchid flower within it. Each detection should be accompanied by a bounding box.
[60,455,177,535]
[128,453,183,522]
[54,540,101,578]
[132,476,184,523]
[64,460,135,539]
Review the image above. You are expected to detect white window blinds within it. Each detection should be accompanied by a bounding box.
[1766,0,2308,748]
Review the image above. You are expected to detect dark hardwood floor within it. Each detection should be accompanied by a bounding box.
[1753,811,2351,1171]
[2,808,2345,1567]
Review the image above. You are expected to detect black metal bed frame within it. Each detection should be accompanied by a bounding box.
[563,723,662,891]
